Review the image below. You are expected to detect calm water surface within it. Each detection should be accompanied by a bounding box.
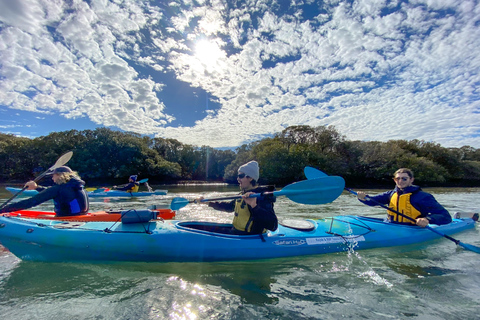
[0,184,479,319]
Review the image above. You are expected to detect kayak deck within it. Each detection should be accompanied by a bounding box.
[1,208,176,221]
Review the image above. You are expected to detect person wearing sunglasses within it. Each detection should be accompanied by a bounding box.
[196,160,278,235]
[356,168,452,226]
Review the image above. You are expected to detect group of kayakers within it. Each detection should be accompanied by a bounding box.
[0,159,456,234]
[199,163,453,235]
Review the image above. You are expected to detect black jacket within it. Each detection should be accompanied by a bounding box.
[208,185,278,234]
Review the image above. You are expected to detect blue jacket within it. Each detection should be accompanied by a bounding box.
[360,185,452,225]
[0,177,89,217]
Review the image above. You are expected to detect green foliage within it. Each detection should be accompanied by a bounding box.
[1,126,480,187]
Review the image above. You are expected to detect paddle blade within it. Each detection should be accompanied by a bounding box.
[458,242,480,253]
[171,197,192,211]
[53,151,73,169]
[138,178,148,183]
[304,166,328,179]
[275,176,345,205]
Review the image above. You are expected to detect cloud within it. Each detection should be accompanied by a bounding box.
[0,0,479,148]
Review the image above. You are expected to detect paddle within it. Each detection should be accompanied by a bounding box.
[170,175,345,211]
[304,166,328,179]
[345,188,480,253]
[0,151,73,210]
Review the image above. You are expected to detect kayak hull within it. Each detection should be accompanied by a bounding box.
[1,208,175,221]
[0,215,476,263]
[6,187,168,197]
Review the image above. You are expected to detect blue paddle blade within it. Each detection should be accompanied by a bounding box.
[275,176,345,204]
[304,166,328,179]
[171,197,192,211]
[459,242,480,253]
[138,178,148,183]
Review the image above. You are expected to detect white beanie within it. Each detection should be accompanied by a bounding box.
[238,161,259,181]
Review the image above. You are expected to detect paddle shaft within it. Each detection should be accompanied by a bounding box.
[345,188,461,244]
[0,151,73,210]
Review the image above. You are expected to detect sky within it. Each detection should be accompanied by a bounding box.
[0,0,479,149]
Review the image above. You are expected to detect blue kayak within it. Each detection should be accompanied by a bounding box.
[0,214,476,263]
[5,187,167,197]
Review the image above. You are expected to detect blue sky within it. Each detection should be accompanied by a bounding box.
[0,0,479,148]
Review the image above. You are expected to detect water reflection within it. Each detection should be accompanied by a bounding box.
[0,185,479,319]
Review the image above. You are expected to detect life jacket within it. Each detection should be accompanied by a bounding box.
[388,191,422,224]
[232,185,275,233]
[233,199,257,233]
[129,183,139,193]
[54,180,89,216]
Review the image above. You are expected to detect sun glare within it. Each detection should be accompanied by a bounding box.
[194,39,223,69]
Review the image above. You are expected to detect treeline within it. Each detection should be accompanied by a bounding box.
[1,126,480,187]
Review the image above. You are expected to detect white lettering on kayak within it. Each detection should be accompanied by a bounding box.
[306,236,365,245]
[272,239,306,246]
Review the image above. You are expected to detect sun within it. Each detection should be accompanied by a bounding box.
[194,39,224,69]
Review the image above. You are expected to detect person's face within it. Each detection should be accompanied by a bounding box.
[237,172,253,189]
[393,173,414,189]
[52,173,61,184]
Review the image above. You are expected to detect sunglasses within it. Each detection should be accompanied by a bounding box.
[238,173,248,179]
[393,177,409,182]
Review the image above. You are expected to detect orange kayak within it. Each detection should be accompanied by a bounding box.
[1,208,175,221]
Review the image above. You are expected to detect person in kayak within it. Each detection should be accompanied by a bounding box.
[197,160,278,235]
[113,175,140,193]
[0,166,89,217]
[356,168,452,227]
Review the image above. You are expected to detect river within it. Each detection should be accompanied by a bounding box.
[0,184,479,319]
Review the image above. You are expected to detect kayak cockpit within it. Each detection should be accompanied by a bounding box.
[176,221,237,235]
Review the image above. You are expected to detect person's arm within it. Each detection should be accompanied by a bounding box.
[412,192,452,225]
[115,182,135,191]
[0,186,59,213]
[248,198,277,231]
[357,191,393,207]
[208,200,235,212]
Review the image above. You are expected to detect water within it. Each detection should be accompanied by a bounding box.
[0,184,479,319]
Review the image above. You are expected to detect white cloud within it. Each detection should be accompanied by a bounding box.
[0,0,479,148]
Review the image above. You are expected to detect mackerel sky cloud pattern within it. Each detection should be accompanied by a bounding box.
[0,0,479,148]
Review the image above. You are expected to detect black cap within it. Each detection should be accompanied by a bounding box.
[53,166,73,174]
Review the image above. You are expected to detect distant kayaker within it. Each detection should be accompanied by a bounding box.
[0,166,89,217]
[356,168,452,227]
[113,175,140,193]
[196,160,278,235]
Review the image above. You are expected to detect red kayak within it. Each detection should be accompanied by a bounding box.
[1,208,175,221]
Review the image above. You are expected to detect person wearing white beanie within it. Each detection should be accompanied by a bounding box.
[196,160,278,235]
[237,160,259,182]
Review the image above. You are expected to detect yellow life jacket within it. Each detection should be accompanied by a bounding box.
[388,192,422,224]
[233,199,254,232]
[128,184,139,193]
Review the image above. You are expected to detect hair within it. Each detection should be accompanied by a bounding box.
[249,178,257,186]
[55,171,80,185]
[394,168,414,179]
